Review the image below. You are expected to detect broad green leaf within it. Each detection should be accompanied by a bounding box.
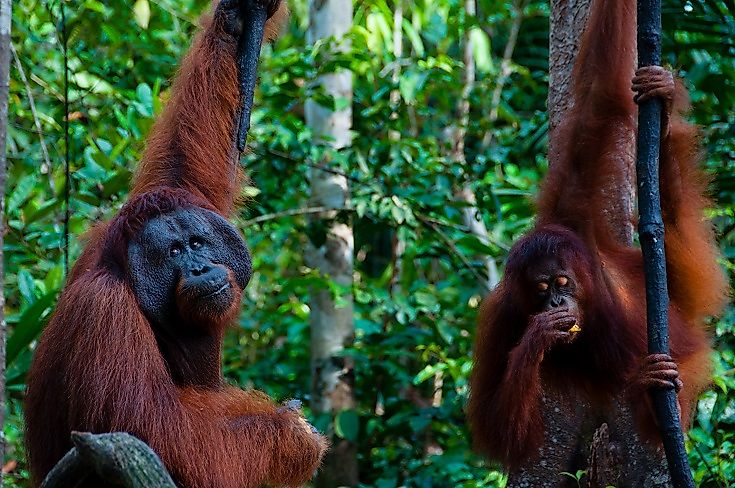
[133,0,151,29]
[7,174,37,213]
[17,269,37,304]
[7,291,57,367]
[470,27,493,73]
[334,410,359,442]
[136,83,154,117]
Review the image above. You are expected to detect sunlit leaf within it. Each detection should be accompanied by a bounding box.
[133,0,151,29]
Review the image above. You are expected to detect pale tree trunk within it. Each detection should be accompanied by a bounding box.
[452,0,499,292]
[0,0,11,473]
[305,1,357,486]
[389,0,405,293]
[505,2,667,486]
[549,0,634,245]
[388,0,402,143]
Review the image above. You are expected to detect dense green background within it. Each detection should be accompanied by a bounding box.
[3,0,734,486]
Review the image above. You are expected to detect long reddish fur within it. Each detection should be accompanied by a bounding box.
[468,0,728,469]
[133,2,288,217]
[24,3,327,487]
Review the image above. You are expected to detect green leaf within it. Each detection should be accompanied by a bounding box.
[334,96,351,111]
[17,269,37,304]
[408,414,430,433]
[470,27,493,73]
[713,375,728,393]
[414,363,446,384]
[44,265,65,292]
[7,291,57,366]
[136,83,154,117]
[102,170,134,198]
[334,409,359,442]
[436,321,454,344]
[402,19,425,57]
[7,174,37,213]
[24,198,61,225]
[133,0,151,29]
[399,71,428,104]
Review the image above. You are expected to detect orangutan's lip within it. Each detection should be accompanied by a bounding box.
[200,283,231,299]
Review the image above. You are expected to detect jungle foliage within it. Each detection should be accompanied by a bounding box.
[3,0,735,486]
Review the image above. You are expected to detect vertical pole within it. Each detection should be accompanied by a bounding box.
[635,1,695,486]
[0,0,10,475]
[61,1,70,276]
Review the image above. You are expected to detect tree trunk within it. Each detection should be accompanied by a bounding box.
[305,1,358,486]
[388,0,402,143]
[548,0,591,136]
[389,0,405,292]
[549,0,634,245]
[0,0,11,474]
[452,0,500,292]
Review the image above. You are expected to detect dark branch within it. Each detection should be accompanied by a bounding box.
[636,1,694,486]
[40,432,176,488]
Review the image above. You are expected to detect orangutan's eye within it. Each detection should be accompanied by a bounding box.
[190,237,204,250]
[556,276,569,287]
[537,281,549,292]
[170,243,184,257]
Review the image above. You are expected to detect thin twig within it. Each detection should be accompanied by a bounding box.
[489,0,527,125]
[691,438,724,487]
[418,215,488,291]
[29,72,62,101]
[10,43,53,189]
[482,0,528,148]
[422,214,510,251]
[61,0,70,276]
[482,0,527,149]
[148,0,197,26]
[255,147,366,184]
[242,206,352,227]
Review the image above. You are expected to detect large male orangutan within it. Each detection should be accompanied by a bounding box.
[468,0,728,485]
[24,1,327,487]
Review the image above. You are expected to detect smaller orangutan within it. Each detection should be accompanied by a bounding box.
[468,0,728,483]
[24,1,327,487]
